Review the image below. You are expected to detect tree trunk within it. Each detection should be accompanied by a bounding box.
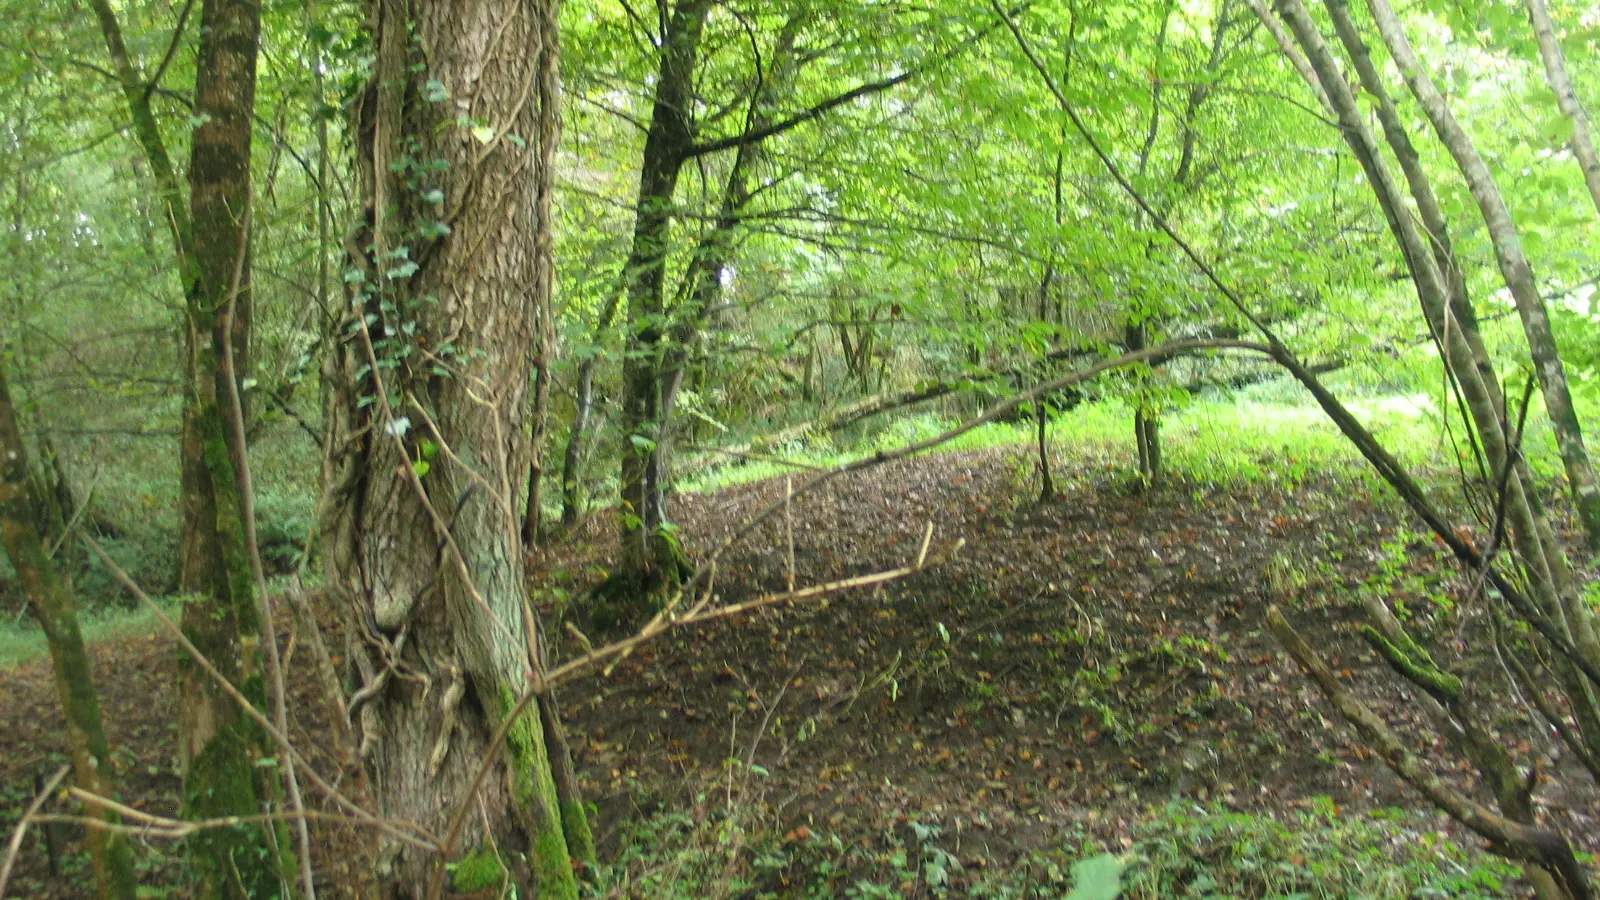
[321,0,590,894]
[178,3,298,895]
[617,0,713,594]
[85,0,290,892]
[1522,0,1600,216]
[523,8,564,550]
[1319,0,1505,421]
[1365,0,1600,554]
[558,282,624,530]
[558,356,598,529]
[0,367,137,900]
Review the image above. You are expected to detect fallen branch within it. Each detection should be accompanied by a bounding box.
[427,522,962,899]
[1266,605,1591,899]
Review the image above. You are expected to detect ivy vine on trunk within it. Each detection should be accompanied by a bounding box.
[319,0,592,894]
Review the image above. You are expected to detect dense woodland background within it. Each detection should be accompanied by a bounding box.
[2,0,1600,896]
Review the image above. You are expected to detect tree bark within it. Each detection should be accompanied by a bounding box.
[1365,0,1600,554]
[321,0,590,894]
[86,0,290,892]
[0,367,137,900]
[616,0,713,592]
[1522,0,1600,216]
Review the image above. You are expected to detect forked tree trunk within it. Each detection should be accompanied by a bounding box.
[321,0,591,895]
[0,366,137,900]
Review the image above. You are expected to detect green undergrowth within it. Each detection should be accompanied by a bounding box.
[679,385,1518,497]
[0,598,176,669]
[587,798,1524,899]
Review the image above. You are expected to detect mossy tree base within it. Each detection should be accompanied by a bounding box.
[183,719,299,899]
[586,538,695,633]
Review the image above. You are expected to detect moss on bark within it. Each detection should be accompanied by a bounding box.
[499,686,579,899]
[452,844,509,893]
[182,709,297,899]
[558,798,596,867]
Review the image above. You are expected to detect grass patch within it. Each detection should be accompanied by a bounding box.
[679,387,1468,497]
[588,799,1521,899]
[0,599,176,670]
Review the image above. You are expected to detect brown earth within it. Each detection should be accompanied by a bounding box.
[2,446,1596,897]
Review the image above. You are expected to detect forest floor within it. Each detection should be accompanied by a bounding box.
[2,444,1598,897]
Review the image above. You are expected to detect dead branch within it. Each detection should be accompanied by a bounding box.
[1266,605,1591,899]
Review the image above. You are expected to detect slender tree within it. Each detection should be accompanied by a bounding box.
[1362,0,1600,555]
[85,0,293,893]
[0,363,137,900]
[1521,0,1600,216]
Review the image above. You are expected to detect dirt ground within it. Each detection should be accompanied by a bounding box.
[3,446,1596,897]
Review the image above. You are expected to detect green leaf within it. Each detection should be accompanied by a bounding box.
[471,124,496,144]
[412,459,431,478]
[1065,854,1124,900]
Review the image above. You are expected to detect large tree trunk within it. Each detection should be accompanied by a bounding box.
[0,366,137,900]
[321,0,591,895]
[86,0,289,893]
